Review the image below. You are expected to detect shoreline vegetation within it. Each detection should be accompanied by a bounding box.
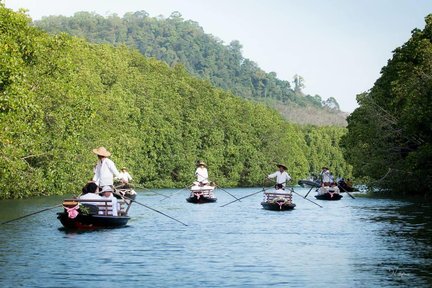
[33,11,348,127]
[1,4,430,199]
[0,5,351,199]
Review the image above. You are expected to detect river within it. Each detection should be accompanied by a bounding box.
[0,187,431,287]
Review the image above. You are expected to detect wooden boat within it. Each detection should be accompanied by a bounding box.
[186,184,217,204]
[337,179,358,192]
[114,182,137,200]
[57,198,132,230]
[298,179,320,188]
[315,193,343,200]
[116,187,137,200]
[261,191,296,211]
[315,187,343,201]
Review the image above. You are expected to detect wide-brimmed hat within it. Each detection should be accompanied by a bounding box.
[92,146,111,157]
[197,160,207,167]
[121,167,128,171]
[277,163,287,170]
[100,186,113,193]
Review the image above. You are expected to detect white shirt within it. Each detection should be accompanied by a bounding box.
[101,194,119,216]
[92,158,120,187]
[118,171,132,183]
[195,167,209,183]
[79,192,103,204]
[268,171,291,187]
[321,170,331,183]
[79,193,105,215]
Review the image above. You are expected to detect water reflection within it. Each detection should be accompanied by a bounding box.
[0,189,431,287]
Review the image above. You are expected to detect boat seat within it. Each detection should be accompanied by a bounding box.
[63,199,115,216]
[263,192,292,203]
[80,203,100,215]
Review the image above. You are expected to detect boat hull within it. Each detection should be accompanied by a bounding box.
[187,185,216,204]
[315,193,343,201]
[261,202,296,211]
[261,191,295,211]
[186,196,217,204]
[57,212,130,230]
[337,182,357,192]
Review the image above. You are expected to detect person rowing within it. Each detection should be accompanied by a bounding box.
[267,163,292,190]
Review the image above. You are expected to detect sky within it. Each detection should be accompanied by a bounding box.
[4,0,432,112]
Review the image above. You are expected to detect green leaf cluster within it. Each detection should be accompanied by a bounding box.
[341,14,432,197]
[0,5,351,199]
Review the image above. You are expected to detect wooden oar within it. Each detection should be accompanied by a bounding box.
[115,193,188,226]
[215,185,241,201]
[220,188,267,207]
[304,186,315,198]
[338,184,356,199]
[290,187,323,208]
[124,184,170,199]
[143,188,170,199]
[1,204,63,225]
[194,172,240,201]
[159,185,191,201]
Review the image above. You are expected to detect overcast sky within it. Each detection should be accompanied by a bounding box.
[4,0,432,112]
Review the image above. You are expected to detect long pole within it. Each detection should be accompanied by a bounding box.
[304,186,315,198]
[338,184,356,199]
[216,185,241,201]
[1,204,63,225]
[126,184,171,199]
[114,193,188,226]
[290,187,323,208]
[220,188,267,207]
[196,171,241,201]
[159,186,191,201]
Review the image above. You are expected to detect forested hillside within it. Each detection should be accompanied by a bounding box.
[34,11,348,126]
[341,15,432,197]
[0,4,351,199]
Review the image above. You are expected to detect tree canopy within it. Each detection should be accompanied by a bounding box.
[33,11,347,126]
[0,4,351,199]
[341,14,432,197]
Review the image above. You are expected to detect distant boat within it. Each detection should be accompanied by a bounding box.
[186,183,217,204]
[114,182,138,200]
[261,191,296,211]
[57,198,132,230]
[314,186,343,201]
[337,179,358,193]
[298,179,320,188]
[115,187,137,200]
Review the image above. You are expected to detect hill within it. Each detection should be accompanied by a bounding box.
[34,11,348,126]
[0,4,352,198]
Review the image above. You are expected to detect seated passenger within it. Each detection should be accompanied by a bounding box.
[328,182,340,194]
[79,182,104,215]
[99,186,119,216]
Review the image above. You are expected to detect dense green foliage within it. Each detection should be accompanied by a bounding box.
[0,5,351,199]
[33,11,347,126]
[341,15,432,197]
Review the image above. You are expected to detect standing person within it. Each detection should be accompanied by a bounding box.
[320,167,331,187]
[92,146,120,190]
[195,160,209,186]
[267,163,292,190]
